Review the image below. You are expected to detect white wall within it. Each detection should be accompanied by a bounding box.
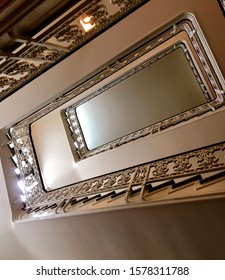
[0,0,225,259]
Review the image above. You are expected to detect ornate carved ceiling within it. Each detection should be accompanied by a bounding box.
[0,0,148,101]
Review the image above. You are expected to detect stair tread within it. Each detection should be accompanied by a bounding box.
[172,175,202,189]
[200,170,225,184]
[148,180,174,192]
[96,191,116,201]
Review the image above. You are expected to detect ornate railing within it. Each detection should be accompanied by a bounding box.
[65,41,215,159]
[13,140,225,221]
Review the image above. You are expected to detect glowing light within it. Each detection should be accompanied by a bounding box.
[17,180,26,194]
[20,195,26,202]
[12,155,18,165]
[8,142,14,149]
[80,16,95,32]
[29,181,38,189]
[22,147,29,153]
[14,168,20,175]
[27,156,33,164]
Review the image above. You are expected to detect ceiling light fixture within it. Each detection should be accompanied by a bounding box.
[20,195,26,202]
[79,16,95,32]
[17,180,25,194]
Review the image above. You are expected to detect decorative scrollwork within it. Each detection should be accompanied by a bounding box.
[44,50,63,61]
[11,126,44,206]
[65,108,88,157]
[152,162,169,178]
[26,46,63,61]
[25,46,47,59]
[118,170,135,185]
[88,180,101,192]
[173,156,192,174]
[110,0,136,6]
[133,165,149,184]
[55,25,83,43]
[197,149,219,168]
[5,62,37,76]
[10,126,225,215]
[78,182,94,195]
[103,176,116,188]
[110,0,139,9]
[88,5,109,28]
[0,76,17,88]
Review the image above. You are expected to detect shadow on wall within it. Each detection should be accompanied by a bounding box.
[0,230,33,260]
[7,198,225,260]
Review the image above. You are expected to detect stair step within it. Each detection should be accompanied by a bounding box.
[96,191,116,201]
[111,189,126,198]
[83,194,101,204]
[200,170,225,184]
[71,196,88,205]
[172,175,202,189]
[131,187,142,195]
[147,180,174,192]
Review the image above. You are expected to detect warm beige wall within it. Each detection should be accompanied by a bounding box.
[0,0,225,259]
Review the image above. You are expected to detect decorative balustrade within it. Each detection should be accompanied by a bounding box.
[9,127,225,221]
